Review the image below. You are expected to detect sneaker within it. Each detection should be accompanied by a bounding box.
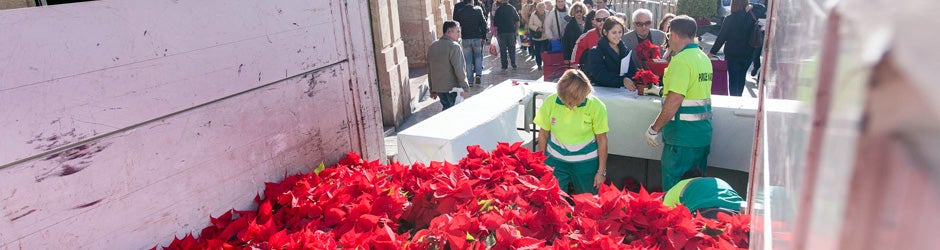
[474,76,481,85]
[511,64,518,69]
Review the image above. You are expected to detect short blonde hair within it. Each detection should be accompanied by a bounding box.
[535,1,546,14]
[557,69,593,109]
[569,2,588,18]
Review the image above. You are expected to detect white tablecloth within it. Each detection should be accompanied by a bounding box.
[396,81,534,165]
[398,79,799,172]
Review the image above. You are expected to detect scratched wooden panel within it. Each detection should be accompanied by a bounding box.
[0,0,347,165]
[0,63,355,249]
[340,0,386,161]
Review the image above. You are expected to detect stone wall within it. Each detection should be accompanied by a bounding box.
[370,0,412,126]
[0,0,34,10]
[398,0,436,68]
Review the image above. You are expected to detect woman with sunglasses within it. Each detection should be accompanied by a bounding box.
[561,2,589,64]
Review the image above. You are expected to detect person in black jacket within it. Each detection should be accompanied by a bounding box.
[454,0,489,85]
[493,0,520,70]
[562,2,589,63]
[587,17,638,90]
[749,0,767,77]
[709,0,755,97]
[454,1,468,15]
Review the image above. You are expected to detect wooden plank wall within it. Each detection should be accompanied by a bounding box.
[0,0,383,248]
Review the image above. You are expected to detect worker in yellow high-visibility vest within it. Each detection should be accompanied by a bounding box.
[645,15,714,191]
[535,69,610,195]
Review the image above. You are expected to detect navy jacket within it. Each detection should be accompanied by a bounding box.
[710,11,755,59]
[454,5,488,39]
[587,37,637,88]
[493,4,519,34]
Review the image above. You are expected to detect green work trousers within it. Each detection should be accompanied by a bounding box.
[661,144,710,191]
[545,155,599,195]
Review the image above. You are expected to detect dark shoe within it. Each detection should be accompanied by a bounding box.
[474,76,481,85]
[512,64,518,69]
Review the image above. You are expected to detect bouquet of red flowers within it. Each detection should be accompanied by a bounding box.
[633,69,661,95]
[633,69,660,85]
[635,39,662,69]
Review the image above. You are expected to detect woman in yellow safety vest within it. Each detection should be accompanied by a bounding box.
[535,69,610,195]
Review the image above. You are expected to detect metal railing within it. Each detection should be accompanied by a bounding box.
[608,0,678,30]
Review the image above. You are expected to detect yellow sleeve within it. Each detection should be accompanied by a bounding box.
[592,98,609,135]
[663,59,691,96]
[534,94,555,130]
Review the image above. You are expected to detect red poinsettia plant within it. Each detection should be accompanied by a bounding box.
[633,69,660,86]
[155,142,750,250]
[635,39,662,69]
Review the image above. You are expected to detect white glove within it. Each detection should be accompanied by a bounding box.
[646,85,663,96]
[646,125,662,147]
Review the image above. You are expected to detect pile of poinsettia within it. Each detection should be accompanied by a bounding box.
[156,142,749,249]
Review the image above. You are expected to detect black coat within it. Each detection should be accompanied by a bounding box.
[493,4,519,34]
[454,2,468,15]
[710,11,755,59]
[587,37,637,88]
[562,20,586,61]
[454,5,488,39]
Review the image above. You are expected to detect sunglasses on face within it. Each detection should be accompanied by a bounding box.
[595,17,608,22]
[634,21,652,26]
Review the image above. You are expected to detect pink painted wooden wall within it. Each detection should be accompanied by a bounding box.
[0,0,383,248]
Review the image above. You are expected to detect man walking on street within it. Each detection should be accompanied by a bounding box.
[645,16,713,191]
[493,0,520,70]
[428,21,471,110]
[454,0,488,85]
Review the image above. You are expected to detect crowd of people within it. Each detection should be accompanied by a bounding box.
[451,0,765,96]
[431,0,764,217]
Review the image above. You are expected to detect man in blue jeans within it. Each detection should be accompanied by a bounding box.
[454,0,488,85]
[493,0,520,70]
[428,21,471,110]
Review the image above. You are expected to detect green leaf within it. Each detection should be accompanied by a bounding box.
[477,199,493,212]
[314,162,326,175]
[466,232,476,242]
